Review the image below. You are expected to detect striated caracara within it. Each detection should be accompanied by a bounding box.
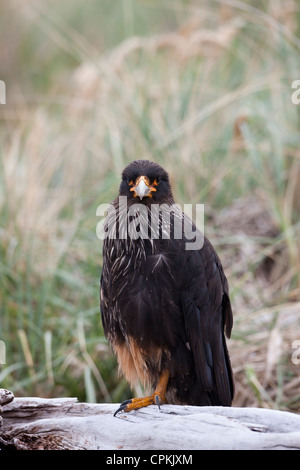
[100,159,234,416]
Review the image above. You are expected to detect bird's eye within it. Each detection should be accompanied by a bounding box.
[127,178,133,186]
[153,177,161,185]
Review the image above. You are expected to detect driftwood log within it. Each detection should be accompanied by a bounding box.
[0,389,300,450]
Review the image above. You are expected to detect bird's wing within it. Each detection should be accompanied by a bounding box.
[180,236,234,406]
[100,239,113,339]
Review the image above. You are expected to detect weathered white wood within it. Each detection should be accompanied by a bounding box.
[0,389,14,435]
[0,391,300,450]
[0,389,14,407]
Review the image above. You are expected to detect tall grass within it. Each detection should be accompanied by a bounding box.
[0,0,299,410]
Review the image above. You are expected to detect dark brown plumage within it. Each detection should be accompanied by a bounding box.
[100,160,234,415]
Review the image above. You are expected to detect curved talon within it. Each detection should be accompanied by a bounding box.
[113,406,123,417]
[155,394,161,409]
[114,399,132,417]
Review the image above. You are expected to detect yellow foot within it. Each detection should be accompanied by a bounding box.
[114,370,170,417]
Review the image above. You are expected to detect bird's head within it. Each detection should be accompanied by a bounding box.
[119,160,173,204]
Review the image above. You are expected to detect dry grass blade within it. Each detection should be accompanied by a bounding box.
[265,327,282,386]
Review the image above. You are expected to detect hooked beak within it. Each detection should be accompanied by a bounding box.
[130,175,157,200]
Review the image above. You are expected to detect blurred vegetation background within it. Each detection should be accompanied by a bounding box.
[0,0,300,412]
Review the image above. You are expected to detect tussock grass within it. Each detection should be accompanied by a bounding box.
[0,1,299,410]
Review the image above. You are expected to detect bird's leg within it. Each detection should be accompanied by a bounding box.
[153,369,170,409]
[114,370,170,416]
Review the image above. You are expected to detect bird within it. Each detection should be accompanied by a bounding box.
[100,159,234,416]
